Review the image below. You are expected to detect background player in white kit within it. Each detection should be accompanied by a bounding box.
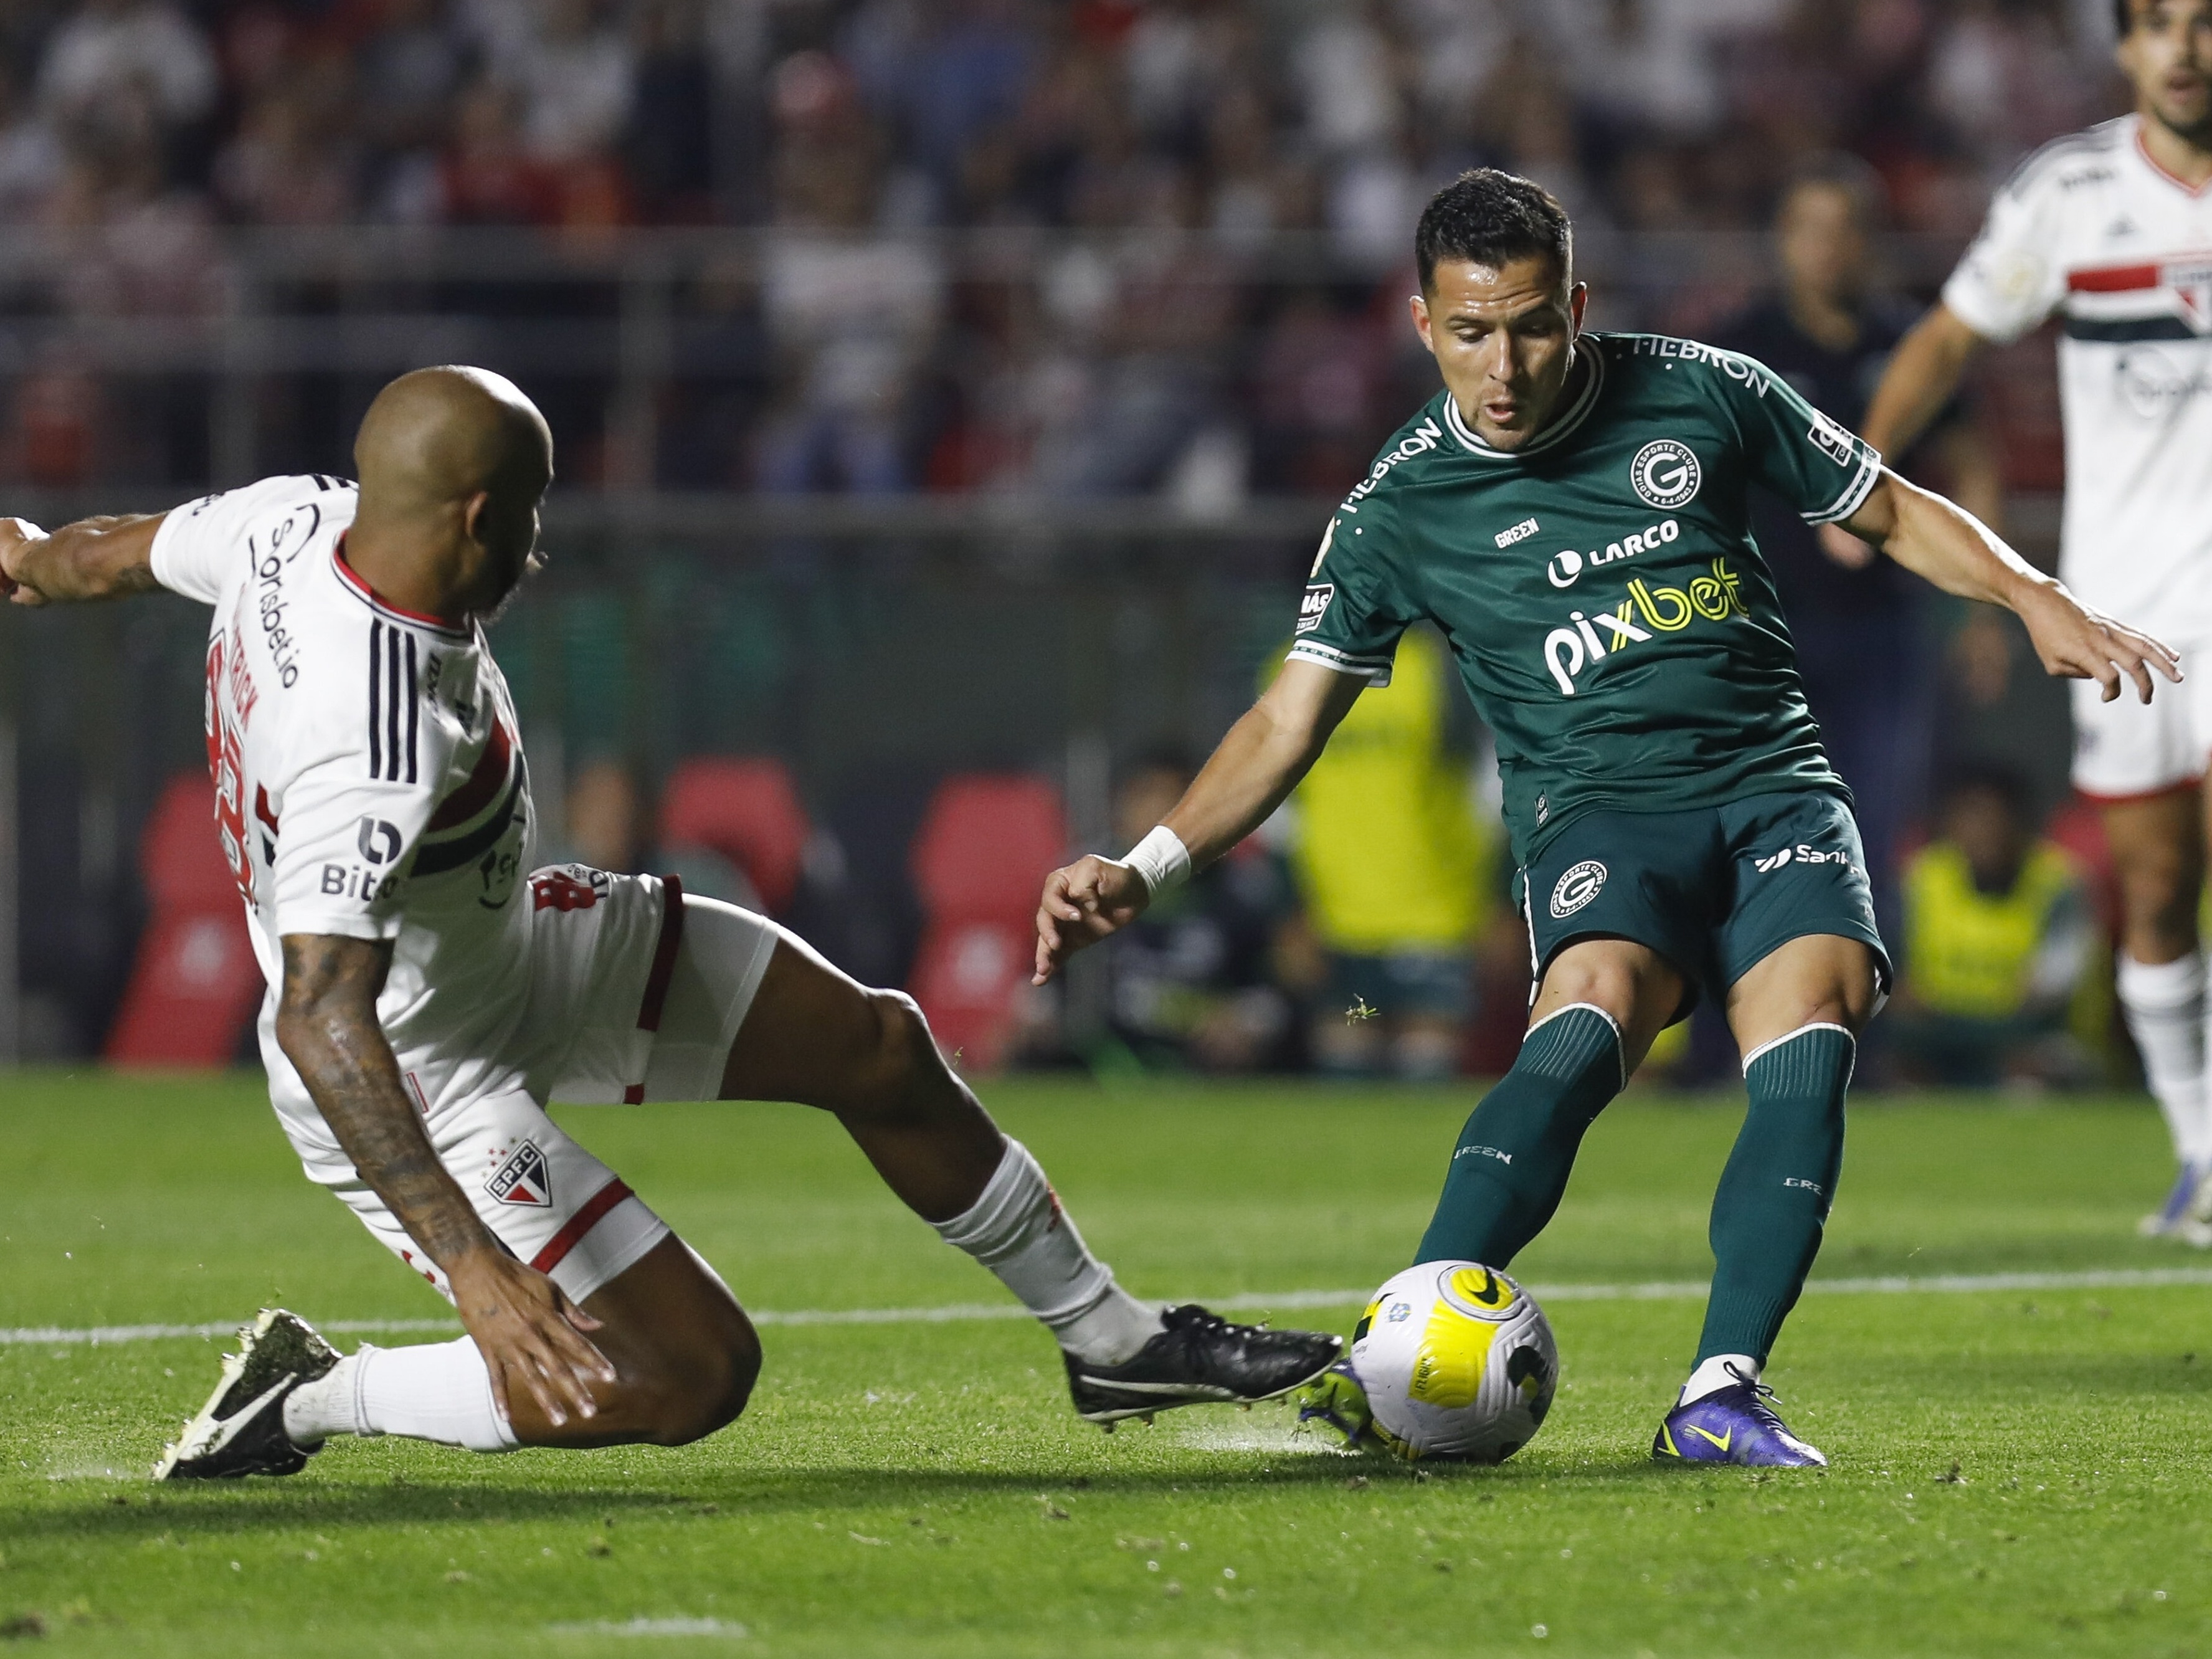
[0,366,1339,1476]
[1862,0,2212,1238]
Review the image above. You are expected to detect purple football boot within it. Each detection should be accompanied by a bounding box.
[1652,1367,1826,1468]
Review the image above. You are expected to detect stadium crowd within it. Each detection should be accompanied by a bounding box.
[0,0,2125,498]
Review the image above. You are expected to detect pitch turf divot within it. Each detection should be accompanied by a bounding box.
[11,1266,2212,1346]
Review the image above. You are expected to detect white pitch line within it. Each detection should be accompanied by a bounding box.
[9,1266,2212,1347]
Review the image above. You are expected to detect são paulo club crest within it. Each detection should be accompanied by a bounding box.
[485,1139,554,1207]
[1629,439,1701,509]
[1549,860,1608,919]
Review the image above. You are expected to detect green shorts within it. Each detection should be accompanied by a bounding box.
[1516,791,1891,1020]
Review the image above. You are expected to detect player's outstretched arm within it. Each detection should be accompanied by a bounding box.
[1858,302,1988,463]
[0,513,164,606]
[1033,659,1366,984]
[1844,470,2181,705]
[275,932,617,1428]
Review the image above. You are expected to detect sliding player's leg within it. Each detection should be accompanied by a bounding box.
[696,903,1340,1421]
[1413,938,1683,1267]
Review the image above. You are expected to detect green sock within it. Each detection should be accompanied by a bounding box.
[1696,1024,1853,1366]
[1414,1004,1623,1267]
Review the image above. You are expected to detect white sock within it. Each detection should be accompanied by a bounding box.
[2118,952,2211,1163]
[1678,1353,1759,1405]
[283,1341,518,1453]
[932,1139,1165,1366]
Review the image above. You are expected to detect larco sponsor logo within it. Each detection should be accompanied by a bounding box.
[1550,860,1607,918]
[1630,439,1701,508]
[1496,516,1540,548]
[1541,559,1749,695]
[1752,842,1854,874]
[1545,518,1681,588]
[1296,584,1334,634]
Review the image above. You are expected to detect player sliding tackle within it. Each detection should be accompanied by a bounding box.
[1035,171,2178,1468]
[1,368,1339,1479]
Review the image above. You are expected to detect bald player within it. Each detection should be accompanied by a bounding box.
[0,367,1339,1478]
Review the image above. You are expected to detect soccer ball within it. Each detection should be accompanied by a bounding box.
[1349,1260,1557,1462]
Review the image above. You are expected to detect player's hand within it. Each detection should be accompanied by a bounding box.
[2011,579,2181,705]
[0,518,49,606]
[445,1247,615,1432]
[1033,855,1152,984]
[1815,522,1876,569]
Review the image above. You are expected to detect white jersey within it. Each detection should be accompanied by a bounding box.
[151,475,538,1153]
[1943,114,2212,643]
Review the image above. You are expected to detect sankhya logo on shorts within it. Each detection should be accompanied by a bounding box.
[1550,860,1607,918]
[1630,439,1701,509]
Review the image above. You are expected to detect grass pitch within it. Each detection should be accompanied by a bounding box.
[4,1071,2211,1657]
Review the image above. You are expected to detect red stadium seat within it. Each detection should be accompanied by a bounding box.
[906,774,1068,1070]
[658,758,812,914]
[106,773,263,1068]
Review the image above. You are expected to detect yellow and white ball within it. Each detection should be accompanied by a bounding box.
[1350,1260,1557,1462]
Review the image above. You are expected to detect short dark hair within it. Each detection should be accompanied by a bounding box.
[2115,0,2139,37]
[1415,169,1573,292]
[1940,762,2033,821]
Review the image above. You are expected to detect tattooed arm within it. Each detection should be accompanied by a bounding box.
[275,933,614,1428]
[0,514,165,606]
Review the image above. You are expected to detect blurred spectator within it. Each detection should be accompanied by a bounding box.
[1099,754,1296,1072]
[1276,627,1492,1081]
[754,50,942,492]
[1714,154,2003,943]
[37,0,217,141]
[1887,766,2098,1089]
[353,0,473,219]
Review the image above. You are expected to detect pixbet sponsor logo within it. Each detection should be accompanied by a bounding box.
[1539,559,1749,695]
[1545,516,1681,588]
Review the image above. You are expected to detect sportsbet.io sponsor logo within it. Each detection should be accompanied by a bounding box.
[1550,860,1607,919]
[1629,439,1701,509]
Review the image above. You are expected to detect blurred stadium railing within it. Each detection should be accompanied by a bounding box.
[0,224,2064,1061]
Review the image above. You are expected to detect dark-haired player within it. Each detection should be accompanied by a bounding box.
[1034,171,2176,1466]
[1862,0,2212,1240]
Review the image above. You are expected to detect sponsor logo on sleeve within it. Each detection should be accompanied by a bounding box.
[1296,584,1335,634]
[1629,439,1701,509]
[1806,409,1859,467]
[1549,860,1608,918]
[356,817,402,865]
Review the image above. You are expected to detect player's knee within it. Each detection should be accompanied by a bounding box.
[642,1316,761,1447]
[845,987,934,1111]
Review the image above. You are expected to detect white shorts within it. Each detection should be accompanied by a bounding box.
[296,868,781,1304]
[2071,645,2212,802]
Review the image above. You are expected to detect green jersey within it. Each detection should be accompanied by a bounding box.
[1288,331,1882,866]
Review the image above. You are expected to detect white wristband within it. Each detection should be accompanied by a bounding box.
[1121,825,1192,897]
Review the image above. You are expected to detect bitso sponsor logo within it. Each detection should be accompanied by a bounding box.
[356,817,402,865]
[1296,584,1335,634]
[1550,860,1607,918]
[1630,439,1701,509]
[1496,516,1540,548]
